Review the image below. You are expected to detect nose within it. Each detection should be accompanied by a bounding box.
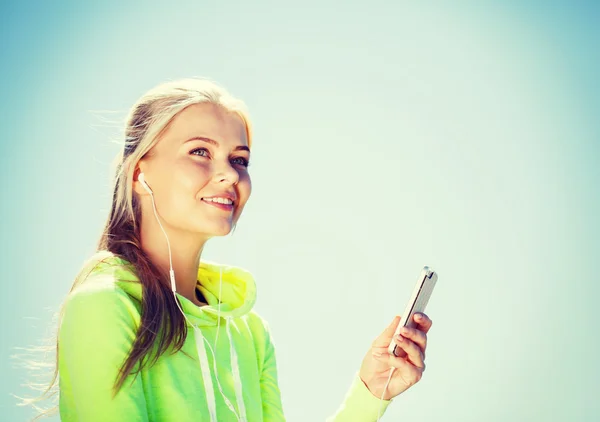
[213,160,240,185]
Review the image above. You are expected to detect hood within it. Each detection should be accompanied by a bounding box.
[77,250,257,327]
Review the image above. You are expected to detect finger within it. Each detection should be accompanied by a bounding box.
[398,326,427,358]
[392,335,425,369]
[372,316,401,348]
[413,313,433,334]
[372,349,425,382]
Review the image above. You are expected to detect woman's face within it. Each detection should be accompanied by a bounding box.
[135,102,251,238]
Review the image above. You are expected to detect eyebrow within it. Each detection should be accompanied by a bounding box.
[184,136,250,152]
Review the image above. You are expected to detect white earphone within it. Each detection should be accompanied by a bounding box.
[138,172,153,194]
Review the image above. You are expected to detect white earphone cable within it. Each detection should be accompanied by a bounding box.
[376,367,395,421]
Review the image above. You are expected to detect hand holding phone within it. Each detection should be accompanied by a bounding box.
[388,266,438,357]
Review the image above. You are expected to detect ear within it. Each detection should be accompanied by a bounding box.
[132,165,148,195]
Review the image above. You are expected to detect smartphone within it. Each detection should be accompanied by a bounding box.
[388,266,438,357]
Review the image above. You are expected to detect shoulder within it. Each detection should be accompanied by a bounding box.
[59,277,143,353]
[58,266,145,369]
[242,309,279,352]
[62,276,141,329]
[66,274,136,310]
[62,252,143,327]
[244,309,271,334]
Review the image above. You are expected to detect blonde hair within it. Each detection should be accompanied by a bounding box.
[15,77,253,420]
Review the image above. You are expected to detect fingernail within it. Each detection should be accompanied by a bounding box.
[396,334,404,342]
[415,313,422,320]
[401,327,409,335]
[372,350,383,357]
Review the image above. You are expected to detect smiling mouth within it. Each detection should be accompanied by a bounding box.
[201,197,234,205]
[201,198,234,211]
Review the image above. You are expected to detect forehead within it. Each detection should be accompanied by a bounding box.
[160,102,248,147]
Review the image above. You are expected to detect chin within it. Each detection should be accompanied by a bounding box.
[197,221,233,237]
[213,226,233,237]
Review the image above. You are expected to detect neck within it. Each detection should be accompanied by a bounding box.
[140,215,209,306]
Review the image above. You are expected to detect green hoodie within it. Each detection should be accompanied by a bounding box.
[58,250,392,421]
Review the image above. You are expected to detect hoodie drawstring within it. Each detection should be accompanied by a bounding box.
[190,267,247,422]
[226,317,247,421]
[193,325,218,422]
[193,321,247,422]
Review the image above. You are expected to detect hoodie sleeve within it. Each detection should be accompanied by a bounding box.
[325,372,393,421]
[259,319,287,421]
[58,280,149,422]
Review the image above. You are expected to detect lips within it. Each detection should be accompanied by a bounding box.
[200,193,236,204]
[201,197,233,205]
[201,198,234,212]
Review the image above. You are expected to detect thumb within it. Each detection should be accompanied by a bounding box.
[372,315,401,348]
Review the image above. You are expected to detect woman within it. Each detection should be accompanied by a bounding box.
[33,78,433,421]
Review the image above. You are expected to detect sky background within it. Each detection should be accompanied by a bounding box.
[2,0,599,421]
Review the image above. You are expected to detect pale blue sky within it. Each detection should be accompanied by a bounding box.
[2,1,599,421]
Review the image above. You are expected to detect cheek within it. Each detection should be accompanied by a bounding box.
[175,162,212,197]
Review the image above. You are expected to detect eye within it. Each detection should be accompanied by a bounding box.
[232,157,250,168]
[190,147,209,157]
[190,148,250,168]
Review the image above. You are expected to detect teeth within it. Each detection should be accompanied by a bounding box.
[203,197,233,205]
